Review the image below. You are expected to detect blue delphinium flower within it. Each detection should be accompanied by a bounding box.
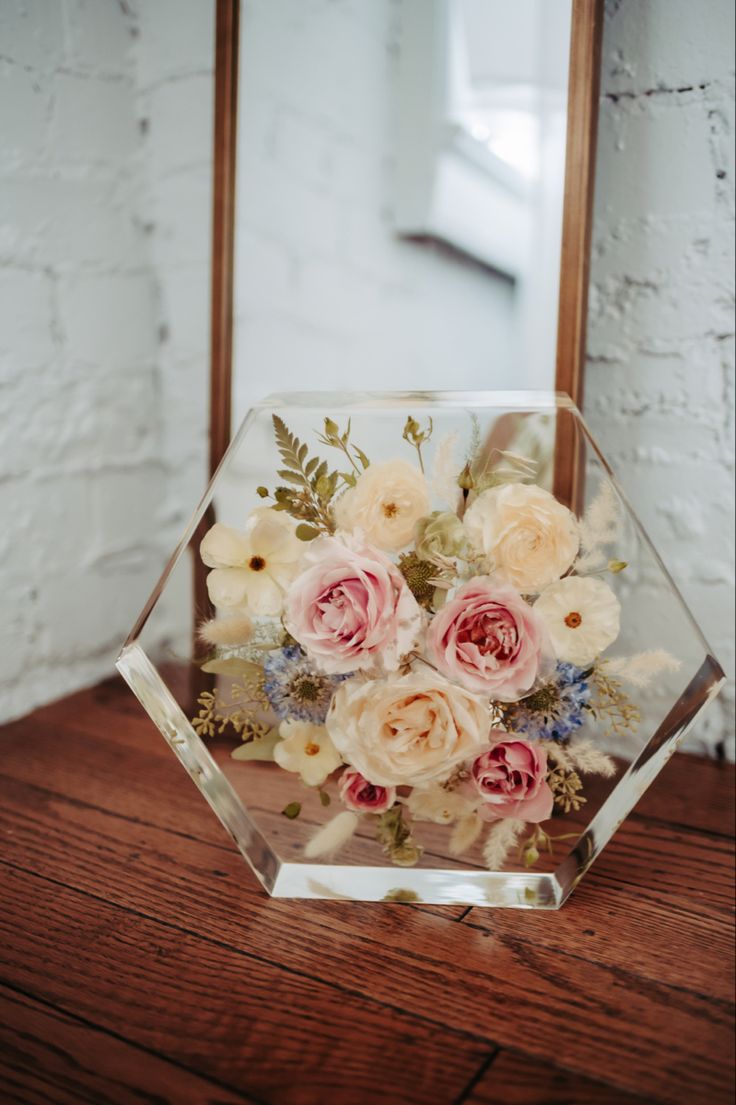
[505,662,591,742]
[263,646,349,724]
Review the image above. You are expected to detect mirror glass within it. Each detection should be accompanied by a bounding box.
[231,0,572,426]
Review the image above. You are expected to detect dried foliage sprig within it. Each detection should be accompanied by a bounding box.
[546,764,586,813]
[590,665,642,739]
[191,667,270,741]
[402,415,433,473]
[376,805,423,867]
[316,416,371,485]
[261,414,338,537]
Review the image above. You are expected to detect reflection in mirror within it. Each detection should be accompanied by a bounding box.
[231,0,572,425]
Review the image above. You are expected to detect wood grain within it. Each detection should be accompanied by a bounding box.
[0,865,487,1105]
[466,1050,651,1105]
[0,985,255,1105]
[0,679,733,1105]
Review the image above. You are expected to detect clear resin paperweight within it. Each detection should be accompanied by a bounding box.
[117,392,724,908]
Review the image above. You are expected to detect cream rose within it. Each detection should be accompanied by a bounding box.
[326,672,490,787]
[464,483,579,593]
[334,459,431,552]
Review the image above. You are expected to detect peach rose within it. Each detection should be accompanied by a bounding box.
[326,671,490,787]
[471,734,553,822]
[334,459,430,552]
[284,534,421,675]
[464,483,579,593]
[427,577,547,701]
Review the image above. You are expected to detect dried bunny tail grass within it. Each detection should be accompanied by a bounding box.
[482,818,524,871]
[449,811,484,857]
[304,811,359,860]
[566,740,616,777]
[576,481,622,570]
[198,615,254,648]
[430,430,461,509]
[603,650,681,688]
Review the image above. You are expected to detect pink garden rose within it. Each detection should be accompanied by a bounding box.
[284,534,422,675]
[471,734,553,822]
[339,768,396,814]
[427,577,547,700]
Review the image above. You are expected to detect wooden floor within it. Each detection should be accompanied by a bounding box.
[0,678,733,1105]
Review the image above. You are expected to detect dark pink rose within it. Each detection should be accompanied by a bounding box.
[339,768,396,813]
[471,733,553,823]
[427,576,547,700]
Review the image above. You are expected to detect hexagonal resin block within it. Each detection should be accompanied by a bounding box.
[117,393,725,908]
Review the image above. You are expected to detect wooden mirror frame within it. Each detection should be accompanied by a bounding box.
[198,0,604,623]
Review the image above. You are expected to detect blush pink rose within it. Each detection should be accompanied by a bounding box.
[427,577,546,700]
[471,734,553,822]
[339,768,396,813]
[284,534,422,675]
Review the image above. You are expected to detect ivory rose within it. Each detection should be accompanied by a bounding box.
[464,483,579,593]
[339,769,395,813]
[326,672,490,787]
[471,734,553,822]
[334,459,430,552]
[284,534,422,675]
[427,577,547,701]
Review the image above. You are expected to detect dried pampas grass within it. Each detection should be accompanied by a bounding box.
[576,481,622,572]
[449,811,484,857]
[482,818,524,871]
[548,739,616,777]
[604,650,681,688]
[198,614,254,648]
[304,811,359,859]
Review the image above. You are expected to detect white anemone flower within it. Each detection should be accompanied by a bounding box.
[274,719,343,787]
[534,575,621,666]
[200,508,303,616]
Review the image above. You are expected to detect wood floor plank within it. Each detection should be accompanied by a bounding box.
[465,1049,656,1105]
[1,681,734,1105]
[0,865,488,1105]
[0,984,256,1105]
[1,772,732,1003]
[0,775,732,1105]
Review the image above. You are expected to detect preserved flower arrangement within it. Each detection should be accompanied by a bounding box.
[118,394,724,907]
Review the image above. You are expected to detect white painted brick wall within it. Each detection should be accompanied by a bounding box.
[586,0,735,757]
[0,0,213,722]
[2,0,732,763]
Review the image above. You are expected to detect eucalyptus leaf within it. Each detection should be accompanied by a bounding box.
[296,523,321,541]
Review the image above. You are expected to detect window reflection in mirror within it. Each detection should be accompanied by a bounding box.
[232,0,572,423]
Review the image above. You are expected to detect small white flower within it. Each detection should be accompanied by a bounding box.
[334,459,430,552]
[406,785,475,825]
[274,719,343,787]
[534,576,621,666]
[200,507,302,616]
